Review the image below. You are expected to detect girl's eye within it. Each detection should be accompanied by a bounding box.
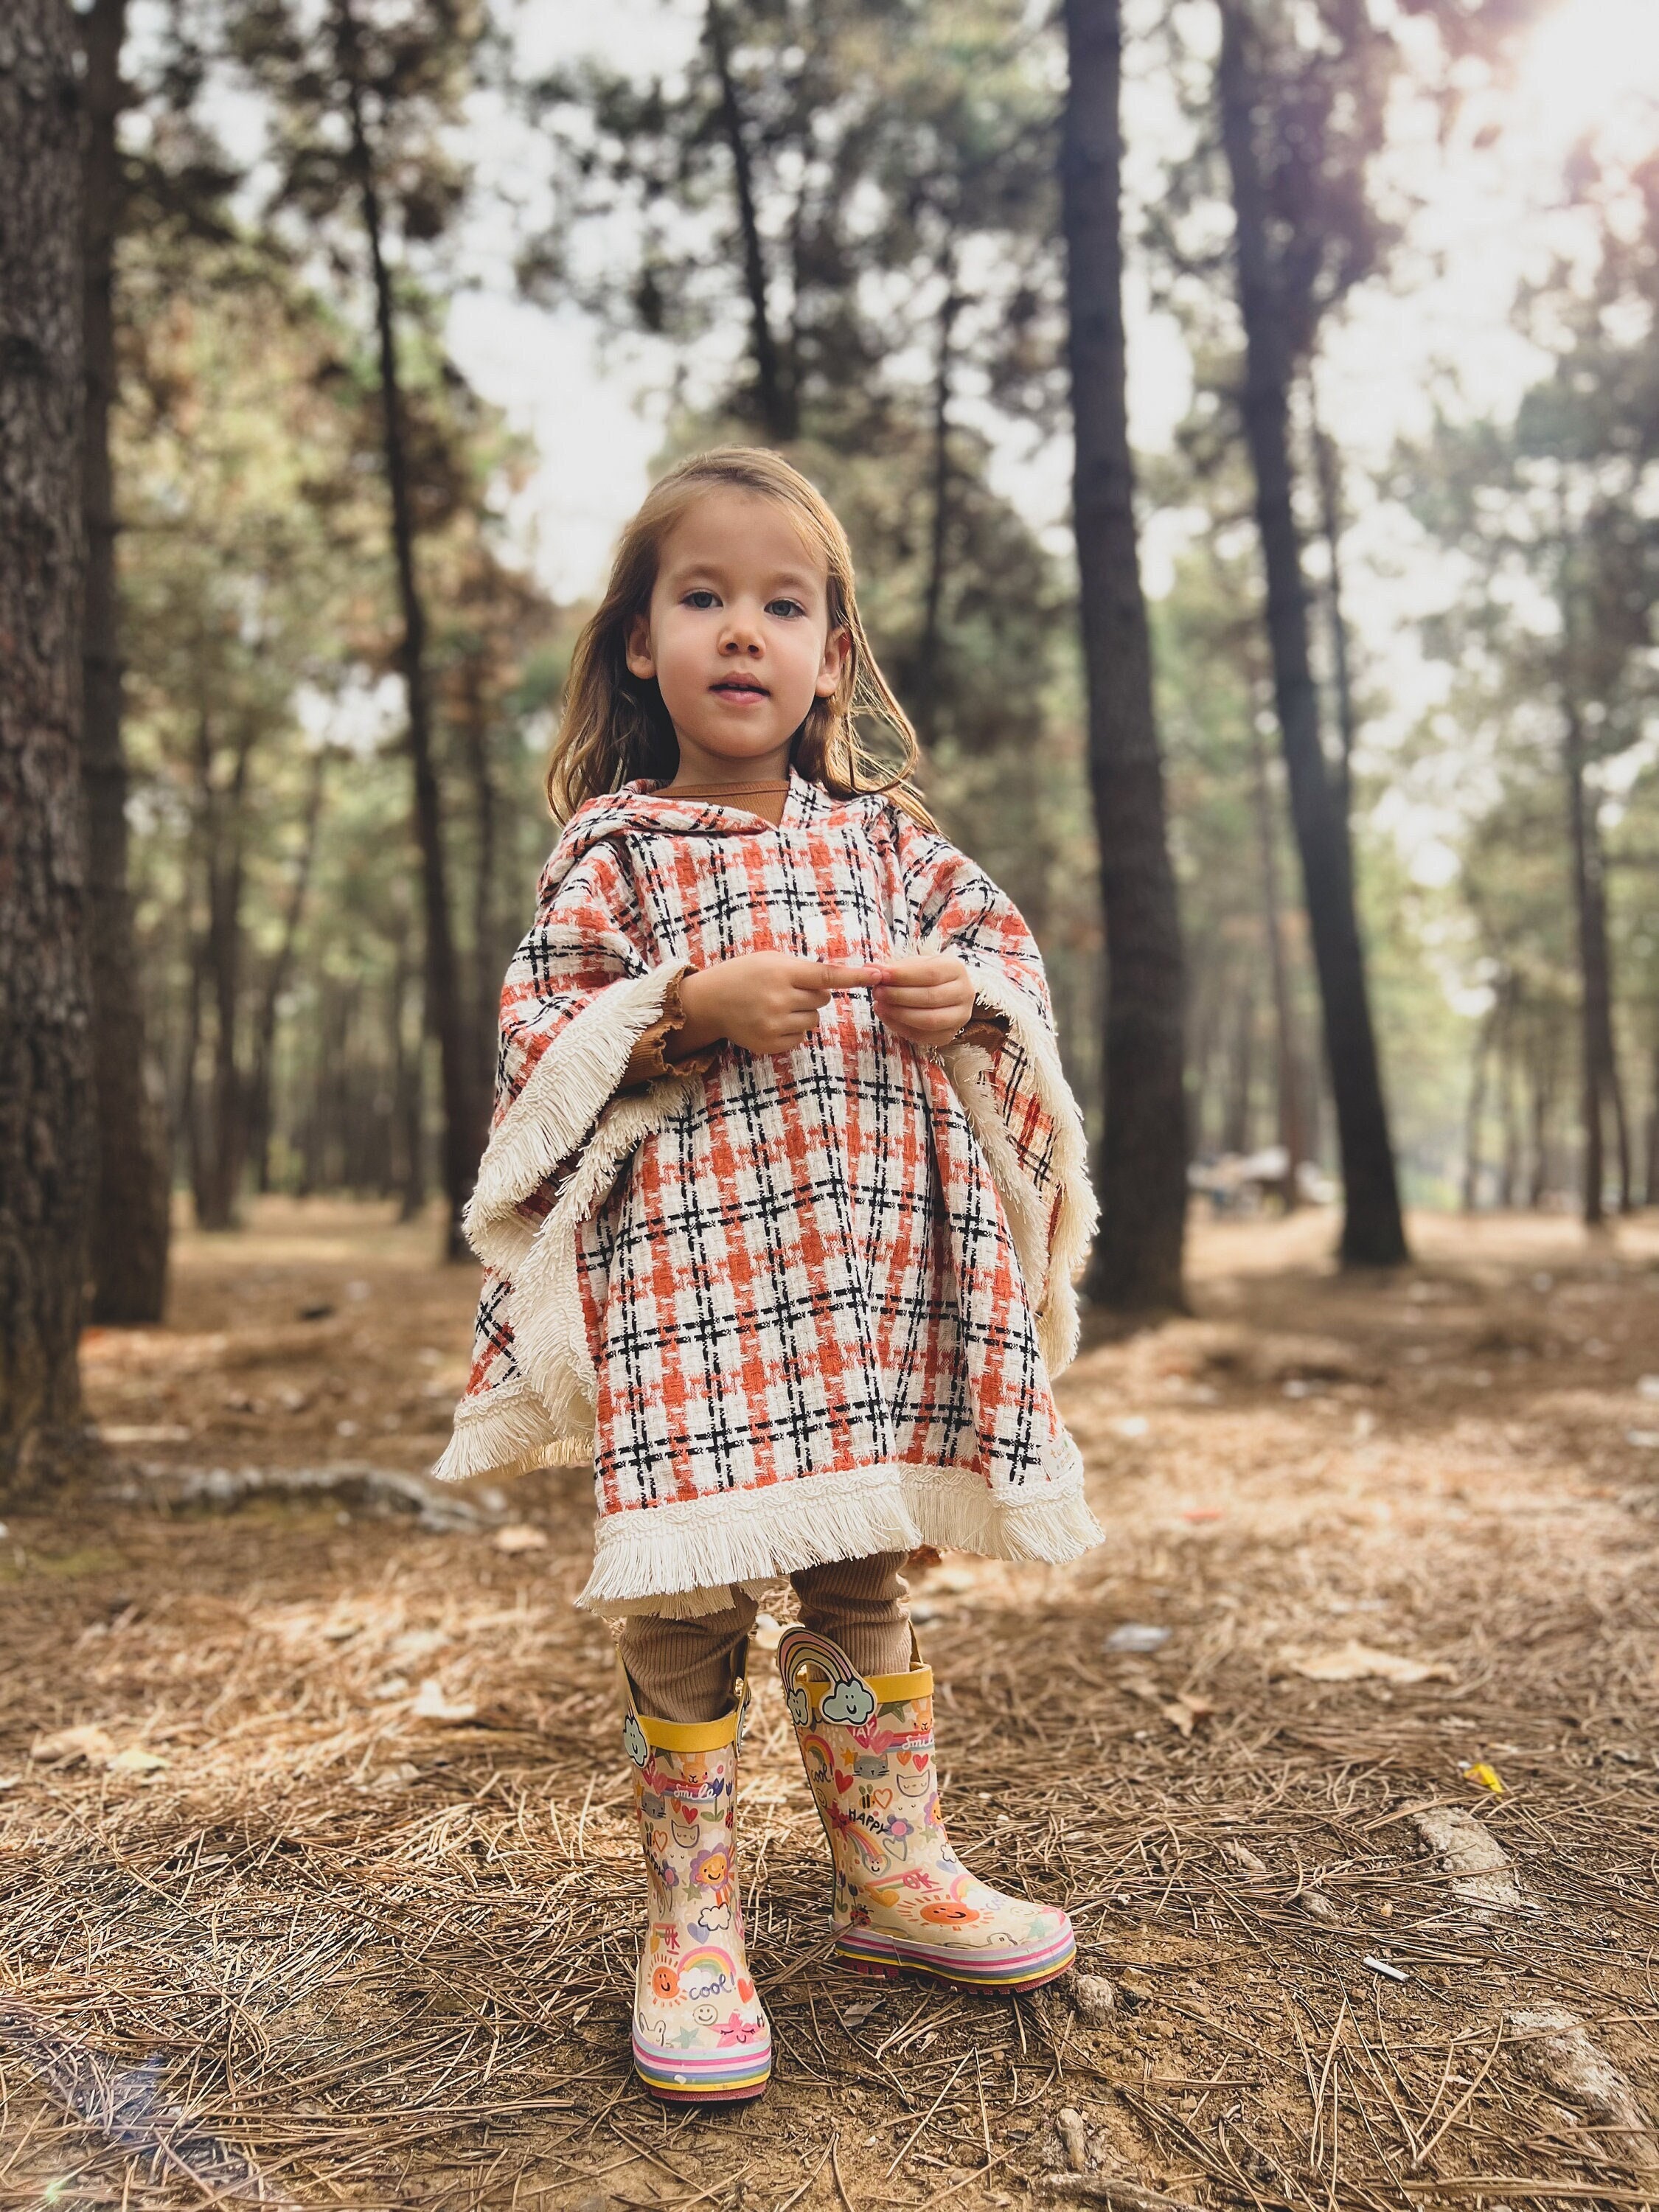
[684,589,720,610]
[766,598,805,619]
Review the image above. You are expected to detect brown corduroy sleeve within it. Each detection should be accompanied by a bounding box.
[616,965,724,1092]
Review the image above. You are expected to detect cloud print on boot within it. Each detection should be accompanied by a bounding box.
[820,1679,877,1727]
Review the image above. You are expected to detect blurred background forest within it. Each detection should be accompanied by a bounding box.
[13,0,1659,1362]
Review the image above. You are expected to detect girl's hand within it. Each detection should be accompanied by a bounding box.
[870,954,976,1048]
[674,952,892,1060]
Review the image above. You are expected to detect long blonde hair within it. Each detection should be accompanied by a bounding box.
[546,448,936,830]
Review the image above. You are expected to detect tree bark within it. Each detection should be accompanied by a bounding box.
[1310,399,1357,864]
[1187,970,1222,1160]
[189,704,255,1231]
[0,0,96,1494]
[250,746,327,1192]
[915,262,960,750]
[397,964,428,1224]
[1061,0,1189,1312]
[1461,1007,1492,1213]
[706,0,794,442]
[1528,1022,1557,1209]
[1222,985,1255,1157]
[1496,988,1520,1209]
[334,0,484,1256]
[1562,695,1630,1223]
[1249,712,1306,1207]
[79,0,170,1324]
[1217,0,1408,1267]
[456,652,502,1079]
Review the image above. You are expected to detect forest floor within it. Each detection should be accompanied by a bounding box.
[2,1200,1658,2212]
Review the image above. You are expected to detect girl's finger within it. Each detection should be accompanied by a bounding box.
[872,984,969,1009]
[874,1010,959,1038]
[880,955,961,984]
[797,960,893,990]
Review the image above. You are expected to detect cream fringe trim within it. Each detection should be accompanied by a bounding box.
[431,1380,587,1482]
[464,957,697,1273]
[577,1445,1105,1618]
[434,959,707,1484]
[933,953,1098,1378]
[432,1078,700,1481]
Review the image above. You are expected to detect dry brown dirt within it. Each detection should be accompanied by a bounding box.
[1,1200,1657,2212]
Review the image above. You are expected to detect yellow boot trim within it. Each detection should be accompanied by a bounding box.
[636,1705,740,1753]
[866,1627,931,1703]
[804,1665,932,1709]
[616,1638,750,1754]
[865,1666,933,1703]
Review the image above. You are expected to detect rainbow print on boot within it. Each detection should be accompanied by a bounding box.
[624,1694,771,2102]
[777,1626,1075,1992]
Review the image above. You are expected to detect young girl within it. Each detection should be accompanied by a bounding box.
[437,448,1102,2104]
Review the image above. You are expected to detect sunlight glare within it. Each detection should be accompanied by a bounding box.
[1514,0,1659,164]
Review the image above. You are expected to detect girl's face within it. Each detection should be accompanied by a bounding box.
[625,489,849,781]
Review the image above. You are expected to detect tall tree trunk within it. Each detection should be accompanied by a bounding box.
[398,973,428,1224]
[1496,989,1520,1209]
[0,0,95,1493]
[1563,696,1610,1225]
[181,902,206,1208]
[1644,1037,1659,1210]
[1461,1006,1492,1213]
[457,655,500,1077]
[250,746,327,1192]
[1249,712,1306,1207]
[1060,0,1189,1314]
[1310,396,1357,864]
[1187,973,1222,1160]
[80,0,170,1324]
[1223,986,1256,1157]
[1528,1022,1556,1209]
[335,0,483,1256]
[1593,821,1632,1216]
[190,707,254,1231]
[1217,0,1407,1267]
[914,261,960,750]
[706,0,794,441]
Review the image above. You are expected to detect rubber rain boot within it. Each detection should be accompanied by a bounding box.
[778,1624,1074,1991]
[621,1648,772,2102]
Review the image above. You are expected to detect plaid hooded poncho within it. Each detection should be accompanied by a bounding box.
[434,766,1102,1617]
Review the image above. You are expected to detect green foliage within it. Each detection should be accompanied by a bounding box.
[116,213,559,1208]
[1402,129,1659,1206]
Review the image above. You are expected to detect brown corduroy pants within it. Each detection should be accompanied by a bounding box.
[615,1553,914,1722]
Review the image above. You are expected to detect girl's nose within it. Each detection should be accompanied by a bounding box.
[720,613,763,654]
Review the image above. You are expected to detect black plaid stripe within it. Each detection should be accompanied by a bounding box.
[467,1270,521,1392]
[984,1027,1060,1200]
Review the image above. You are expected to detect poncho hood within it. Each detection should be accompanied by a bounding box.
[545,769,879,896]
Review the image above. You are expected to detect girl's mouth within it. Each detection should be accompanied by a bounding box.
[712,678,768,700]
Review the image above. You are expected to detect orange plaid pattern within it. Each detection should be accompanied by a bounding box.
[454,768,1087,1559]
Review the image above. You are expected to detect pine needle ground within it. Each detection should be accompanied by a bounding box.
[1,1202,1655,2211]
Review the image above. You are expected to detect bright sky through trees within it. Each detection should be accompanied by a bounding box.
[447,0,1659,614]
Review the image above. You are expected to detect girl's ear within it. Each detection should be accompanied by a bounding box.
[815,625,850,698]
[625,609,655,681]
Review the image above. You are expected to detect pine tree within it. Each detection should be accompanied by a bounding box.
[1060,0,1189,1310]
[0,0,97,1493]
